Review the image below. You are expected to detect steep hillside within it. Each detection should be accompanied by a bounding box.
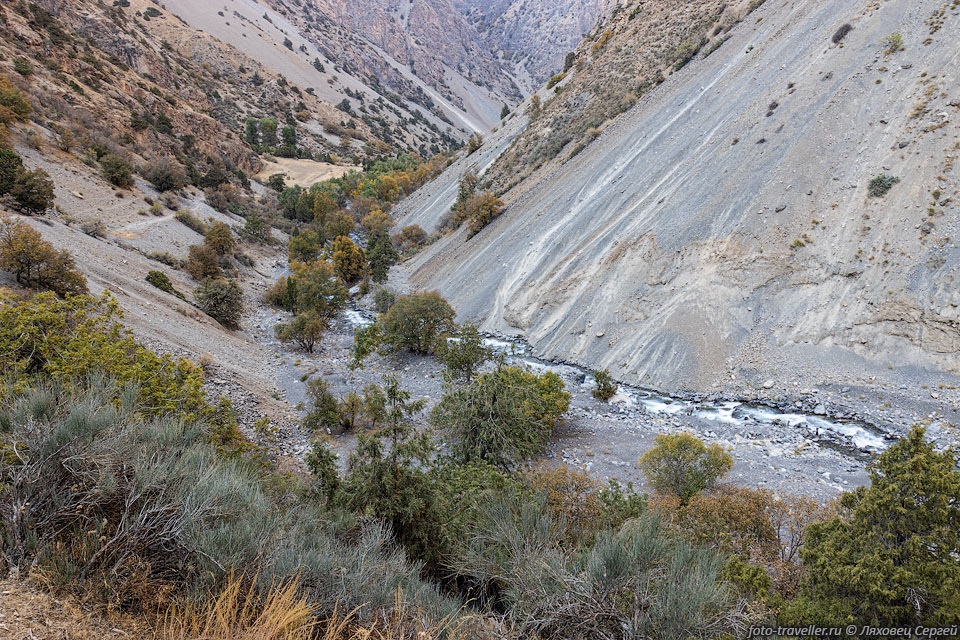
[453,0,607,90]
[395,0,960,409]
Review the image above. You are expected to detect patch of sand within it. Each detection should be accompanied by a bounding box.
[255,158,359,188]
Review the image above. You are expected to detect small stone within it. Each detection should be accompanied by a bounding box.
[762,379,774,389]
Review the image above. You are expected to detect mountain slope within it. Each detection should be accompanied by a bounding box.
[395,0,960,399]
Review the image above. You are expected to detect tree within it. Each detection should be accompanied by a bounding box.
[99,154,134,188]
[789,426,960,625]
[204,222,235,255]
[10,169,55,214]
[500,103,510,120]
[287,227,323,262]
[244,118,259,147]
[194,278,243,329]
[366,231,397,283]
[380,291,455,354]
[466,133,483,155]
[437,322,489,382]
[360,208,394,235]
[0,217,87,295]
[0,148,23,194]
[324,212,354,240]
[259,117,278,148]
[563,51,576,72]
[305,439,339,506]
[638,433,733,504]
[185,244,221,281]
[431,364,570,471]
[331,236,365,283]
[303,377,341,433]
[290,259,348,320]
[276,311,325,353]
[279,124,297,157]
[393,224,428,253]
[0,75,32,121]
[336,376,442,565]
[373,288,395,314]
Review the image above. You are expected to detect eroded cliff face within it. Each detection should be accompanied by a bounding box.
[395,0,960,395]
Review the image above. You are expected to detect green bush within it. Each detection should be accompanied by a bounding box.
[373,287,396,314]
[194,278,243,329]
[868,174,900,197]
[436,322,489,382]
[99,153,134,188]
[0,148,24,195]
[592,369,618,401]
[185,243,220,281]
[10,168,55,214]
[431,363,570,470]
[638,433,733,504]
[275,311,326,353]
[379,291,456,355]
[786,426,960,625]
[145,269,184,300]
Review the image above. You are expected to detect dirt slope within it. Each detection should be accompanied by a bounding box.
[394,0,960,408]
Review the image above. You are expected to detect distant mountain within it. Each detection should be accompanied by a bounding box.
[453,0,607,90]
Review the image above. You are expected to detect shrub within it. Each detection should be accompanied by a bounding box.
[331,235,366,283]
[194,278,243,329]
[302,377,341,432]
[143,157,187,192]
[380,291,456,354]
[99,153,134,188]
[0,75,32,122]
[393,224,427,252]
[185,244,221,281]
[882,32,904,54]
[267,173,286,192]
[324,212,355,240]
[241,213,270,243]
[176,210,209,235]
[546,72,566,89]
[638,433,733,504]
[466,133,483,155]
[204,221,235,255]
[276,312,326,353]
[868,174,900,197]
[81,219,107,238]
[10,168,55,214]
[13,58,31,77]
[0,148,24,194]
[464,192,505,237]
[146,269,184,300]
[832,23,853,44]
[449,496,745,638]
[436,321,489,382]
[430,363,570,470]
[373,287,396,314]
[360,208,394,235]
[0,216,87,295]
[787,427,960,624]
[592,369,618,401]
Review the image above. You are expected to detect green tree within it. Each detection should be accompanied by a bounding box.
[259,117,278,148]
[267,173,285,192]
[0,148,24,194]
[437,321,489,382]
[500,103,510,120]
[303,377,341,433]
[275,311,325,353]
[789,426,960,625]
[380,291,455,355]
[279,124,297,157]
[366,231,397,283]
[638,433,733,504]
[194,278,243,329]
[336,376,441,565]
[305,439,340,506]
[287,227,324,262]
[244,118,259,148]
[10,168,55,214]
[290,259,348,320]
[430,364,570,471]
